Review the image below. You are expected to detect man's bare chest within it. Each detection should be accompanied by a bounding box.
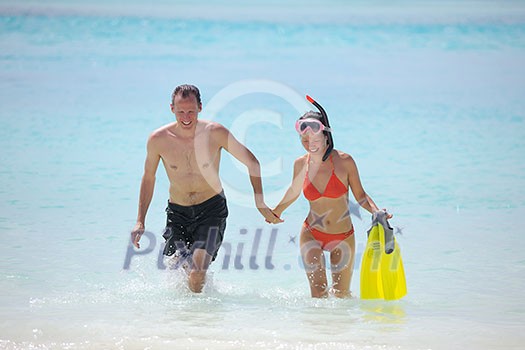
[160,137,221,173]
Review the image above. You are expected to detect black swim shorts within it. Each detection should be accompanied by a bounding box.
[162,192,228,261]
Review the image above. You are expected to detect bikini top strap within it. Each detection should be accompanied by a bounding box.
[306,153,334,174]
[306,153,310,174]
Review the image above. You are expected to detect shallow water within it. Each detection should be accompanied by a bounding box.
[1,1,525,349]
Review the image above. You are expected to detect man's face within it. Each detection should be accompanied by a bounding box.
[171,94,202,129]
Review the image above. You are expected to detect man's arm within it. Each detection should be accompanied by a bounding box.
[132,134,161,248]
[216,124,282,223]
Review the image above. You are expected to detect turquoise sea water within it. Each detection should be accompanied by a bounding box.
[1,1,525,349]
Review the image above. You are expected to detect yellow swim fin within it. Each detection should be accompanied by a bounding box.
[360,222,383,299]
[360,211,407,300]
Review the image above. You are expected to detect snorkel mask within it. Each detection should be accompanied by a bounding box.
[295,118,331,135]
[305,95,334,161]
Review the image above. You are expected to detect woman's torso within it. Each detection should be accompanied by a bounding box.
[302,151,353,234]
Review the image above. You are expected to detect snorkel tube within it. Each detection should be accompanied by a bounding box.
[306,95,334,161]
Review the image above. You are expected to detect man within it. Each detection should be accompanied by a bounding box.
[131,84,282,293]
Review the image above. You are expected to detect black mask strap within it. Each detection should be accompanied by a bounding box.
[306,95,334,161]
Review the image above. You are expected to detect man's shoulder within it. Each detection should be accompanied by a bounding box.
[152,123,174,133]
[148,123,174,141]
[199,119,227,132]
[198,120,230,140]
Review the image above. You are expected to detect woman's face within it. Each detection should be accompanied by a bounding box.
[300,132,327,155]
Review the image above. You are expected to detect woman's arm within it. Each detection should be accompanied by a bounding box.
[272,157,306,219]
[344,154,385,215]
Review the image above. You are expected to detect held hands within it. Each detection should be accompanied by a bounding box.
[256,202,283,224]
[265,208,284,224]
[131,222,145,249]
[260,206,283,224]
[254,194,283,224]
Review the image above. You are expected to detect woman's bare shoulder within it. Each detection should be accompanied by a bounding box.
[294,154,308,165]
[334,149,354,161]
[333,150,357,170]
[293,154,308,172]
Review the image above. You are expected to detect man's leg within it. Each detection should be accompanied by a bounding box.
[188,248,213,293]
[187,194,227,293]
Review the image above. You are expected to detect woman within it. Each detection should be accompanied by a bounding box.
[272,97,391,298]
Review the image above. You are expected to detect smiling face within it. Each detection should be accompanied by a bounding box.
[171,94,202,129]
[300,132,327,155]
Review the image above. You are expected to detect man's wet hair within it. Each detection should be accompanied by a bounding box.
[172,84,202,105]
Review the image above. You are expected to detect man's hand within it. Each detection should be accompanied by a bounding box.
[131,222,145,248]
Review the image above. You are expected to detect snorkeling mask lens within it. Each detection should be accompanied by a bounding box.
[300,121,320,133]
[295,119,331,135]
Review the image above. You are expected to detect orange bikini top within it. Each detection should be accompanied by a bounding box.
[303,154,348,201]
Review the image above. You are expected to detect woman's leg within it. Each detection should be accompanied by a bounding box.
[300,226,329,298]
[330,234,356,298]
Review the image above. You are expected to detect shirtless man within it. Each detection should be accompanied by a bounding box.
[131,84,282,292]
